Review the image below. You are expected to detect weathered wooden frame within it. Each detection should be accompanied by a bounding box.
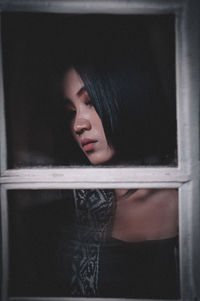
[0,0,199,301]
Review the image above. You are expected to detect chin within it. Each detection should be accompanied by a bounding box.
[87,152,115,165]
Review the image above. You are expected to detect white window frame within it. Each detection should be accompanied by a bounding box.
[0,1,199,301]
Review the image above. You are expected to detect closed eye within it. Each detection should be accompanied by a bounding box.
[85,100,93,107]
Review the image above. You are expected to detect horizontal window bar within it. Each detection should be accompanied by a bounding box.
[9,297,181,301]
[0,0,183,14]
[1,182,181,189]
[0,167,192,184]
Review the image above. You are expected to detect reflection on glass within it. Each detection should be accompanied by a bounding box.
[8,189,180,298]
[2,13,177,167]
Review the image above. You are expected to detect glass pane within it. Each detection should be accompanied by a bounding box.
[2,13,177,167]
[8,189,180,298]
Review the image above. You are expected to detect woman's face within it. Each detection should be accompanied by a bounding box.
[63,68,115,165]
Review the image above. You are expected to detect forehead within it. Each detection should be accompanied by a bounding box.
[63,68,84,99]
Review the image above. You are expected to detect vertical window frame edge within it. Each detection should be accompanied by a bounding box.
[0,185,9,301]
[0,13,8,174]
[176,0,200,173]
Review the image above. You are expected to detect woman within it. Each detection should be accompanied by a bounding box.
[61,50,179,297]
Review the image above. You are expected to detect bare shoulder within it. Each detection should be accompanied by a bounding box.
[112,189,178,242]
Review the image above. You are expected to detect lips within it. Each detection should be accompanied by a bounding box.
[81,138,97,152]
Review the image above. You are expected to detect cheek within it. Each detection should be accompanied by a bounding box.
[92,112,107,139]
[98,124,110,147]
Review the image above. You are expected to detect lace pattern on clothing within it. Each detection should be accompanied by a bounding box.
[70,189,114,296]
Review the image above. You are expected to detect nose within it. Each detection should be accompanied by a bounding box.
[74,117,91,135]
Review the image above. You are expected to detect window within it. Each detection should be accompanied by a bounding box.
[0,1,199,301]
[2,12,177,168]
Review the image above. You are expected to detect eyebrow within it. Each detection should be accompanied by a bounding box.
[63,86,87,105]
[77,86,87,96]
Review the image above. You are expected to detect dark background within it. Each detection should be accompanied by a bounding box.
[8,189,75,296]
[2,13,176,167]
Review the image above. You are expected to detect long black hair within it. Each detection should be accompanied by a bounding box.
[59,15,177,165]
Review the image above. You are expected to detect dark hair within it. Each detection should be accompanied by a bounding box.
[60,15,177,165]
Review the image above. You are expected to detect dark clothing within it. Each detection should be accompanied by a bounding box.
[68,189,180,299]
[9,189,180,298]
[99,236,180,299]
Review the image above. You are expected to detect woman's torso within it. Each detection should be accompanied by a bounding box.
[69,188,180,298]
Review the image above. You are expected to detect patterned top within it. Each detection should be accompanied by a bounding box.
[70,189,114,296]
